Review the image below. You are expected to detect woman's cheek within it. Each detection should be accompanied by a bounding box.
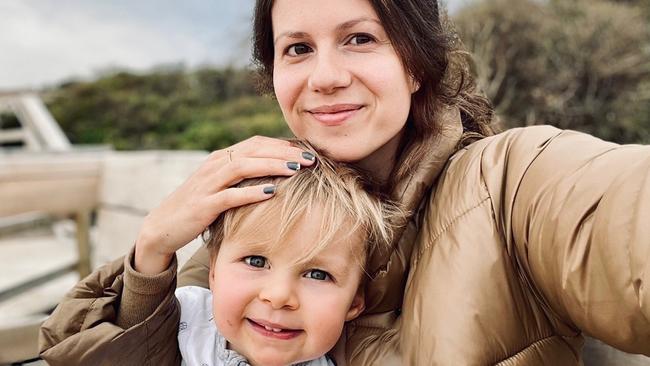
[273,66,299,112]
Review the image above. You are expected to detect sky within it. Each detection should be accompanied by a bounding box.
[0,0,469,90]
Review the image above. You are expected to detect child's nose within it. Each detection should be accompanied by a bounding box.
[258,278,300,310]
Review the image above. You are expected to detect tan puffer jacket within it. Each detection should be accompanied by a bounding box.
[39,111,650,365]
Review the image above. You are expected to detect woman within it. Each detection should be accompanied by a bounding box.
[40,0,650,365]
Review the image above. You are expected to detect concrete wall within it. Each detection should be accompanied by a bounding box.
[94,151,208,269]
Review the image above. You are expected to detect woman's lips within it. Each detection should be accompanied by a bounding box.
[307,104,363,126]
[247,318,303,340]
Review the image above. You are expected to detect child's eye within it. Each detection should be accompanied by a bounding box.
[244,256,268,268]
[305,269,331,281]
[286,43,313,57]
[347,33,375,46]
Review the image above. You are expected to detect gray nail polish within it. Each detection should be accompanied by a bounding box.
[263,186,276,194]
[302,151,316,161]
[287,162,301,171]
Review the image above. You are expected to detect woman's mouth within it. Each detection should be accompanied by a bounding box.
[247,318,303,340]
[307,104,364,126]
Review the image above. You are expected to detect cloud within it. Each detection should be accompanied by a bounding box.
[0,0,253,89]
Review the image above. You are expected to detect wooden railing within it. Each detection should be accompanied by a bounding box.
[0,152,104,364]
[0,92,71,151]
[0,150,205,364]
[0,152,103,274]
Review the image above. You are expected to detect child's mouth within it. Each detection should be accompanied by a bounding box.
[247,318,303,340]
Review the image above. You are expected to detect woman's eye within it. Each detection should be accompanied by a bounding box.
[305,269,330,281]
[287,43,312,56]
[244,256,268,268]
[348,34,374,46]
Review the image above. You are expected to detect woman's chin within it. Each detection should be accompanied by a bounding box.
[300,138,372,163]
[295,126,404,168]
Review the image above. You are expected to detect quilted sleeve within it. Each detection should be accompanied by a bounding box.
[39,248,181,365]
[489,126,650,355]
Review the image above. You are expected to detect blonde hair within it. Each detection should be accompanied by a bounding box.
[205,141,404,270]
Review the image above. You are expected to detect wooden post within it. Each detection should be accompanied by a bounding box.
[75,210,92,278]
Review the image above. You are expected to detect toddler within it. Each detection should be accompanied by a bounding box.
[175,144,402,366]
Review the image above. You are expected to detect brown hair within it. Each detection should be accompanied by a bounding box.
[252,0,495,188]
[205,141,404,269]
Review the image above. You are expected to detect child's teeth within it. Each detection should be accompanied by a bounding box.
[263,325,282,332]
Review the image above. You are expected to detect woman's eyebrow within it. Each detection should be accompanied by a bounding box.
[273,17,381,45]
[274,31,309,45]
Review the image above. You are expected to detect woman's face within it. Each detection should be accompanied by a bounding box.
[271,0,417,163]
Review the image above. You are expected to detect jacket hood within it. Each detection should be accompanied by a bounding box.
[364,106,462,312]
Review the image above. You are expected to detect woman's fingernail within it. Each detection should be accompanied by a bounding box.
[263,186,276,194]
[302,151,316,161]
[287,162,301,171]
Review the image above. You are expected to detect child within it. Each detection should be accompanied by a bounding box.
[175,144,402,366]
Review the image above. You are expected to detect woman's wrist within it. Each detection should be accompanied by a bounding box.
[134,233,175,275]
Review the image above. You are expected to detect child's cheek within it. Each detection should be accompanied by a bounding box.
[211,269,251,339]
[301,286,352,354]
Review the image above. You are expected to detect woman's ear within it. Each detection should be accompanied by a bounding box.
[409,75,421,94]
[345,287,366,321]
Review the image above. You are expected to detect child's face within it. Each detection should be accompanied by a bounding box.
[208,206,366,366]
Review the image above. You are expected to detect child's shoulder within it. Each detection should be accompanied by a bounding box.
[175,286,212,321]
[175,285,211,303]
[175,286,225,364]
[296,355,336,366]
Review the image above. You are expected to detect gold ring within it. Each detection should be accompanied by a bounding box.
[227,149,234,162]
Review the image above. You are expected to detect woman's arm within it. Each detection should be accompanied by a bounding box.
[493,126,650,354]
[39,248,181,365]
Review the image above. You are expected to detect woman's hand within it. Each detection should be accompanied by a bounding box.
[134,136,316,275]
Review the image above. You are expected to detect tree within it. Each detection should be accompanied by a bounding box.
[454,0,650,143]
[45,67,289,150]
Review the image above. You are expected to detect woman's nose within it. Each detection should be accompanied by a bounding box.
[258,278,299,310]
[307,50,351,94]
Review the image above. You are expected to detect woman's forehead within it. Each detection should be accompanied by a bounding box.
[271,0,380,35]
